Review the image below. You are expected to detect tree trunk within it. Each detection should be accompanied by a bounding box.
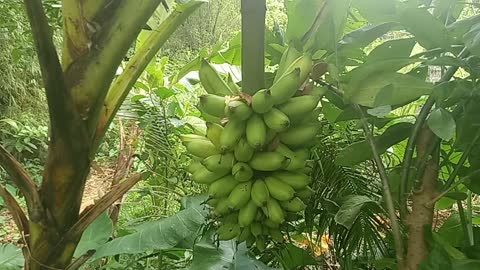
[406,126,439,270]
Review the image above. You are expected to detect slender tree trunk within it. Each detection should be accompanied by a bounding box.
[406,126,439,270]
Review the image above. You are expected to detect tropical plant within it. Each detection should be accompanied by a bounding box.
[0,0,205,268]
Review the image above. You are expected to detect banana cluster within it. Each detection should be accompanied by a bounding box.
[182,46,321,248]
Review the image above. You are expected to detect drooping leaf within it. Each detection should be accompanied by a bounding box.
[274,243,317,269]
[189,239,274,270]
[352,0,397,23]
[339,23,396,50]
[398,6,451,50]
[366,38,416,63]
[334,195,377,229]
[74,212,113,257]
[464,23,480,57]
[447,15,480,41]
[346,70,432,107]
[438,213,464,248]
[427,108,456,141]
[285,0,326,42]
[91,195,208,259]
[0,244,23,270]
[336,122,413,166]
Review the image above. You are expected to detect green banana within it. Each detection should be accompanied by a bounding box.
[275,144,308,171]
[277,95,320,120]
[279,124,318,147]
[220,119,245,152]
[300,107,321,125]
[226,100,252,121]
[274,45,302,83]
[256,237,266,251]
[179,134,207,145]
[214,198,231,216]
[263,108,290,132]
[237,226,252,242]
[296,186,314,200]
[198,94,226,118]
[227,181,252,209]
[249,152,290,171]
[206,122,223,148]
[282,54,313,86]
[218,223,241,240]
[202,153,235,172]
[251,180,270,207]
[192,166,228,184]
[185,140,218,158]
[208,175,238,198]
[272,171,310,190]
[234,138,255,162]
[266,198,285,224]
[238,200,258,227]
[280,197,306,212]
[250,222,263,236]
[264,176,295,201]
[264,219,280,229]
[269,68,301,105]
[251,89,274,114]
[199,59,234,96]
[246,114,267,149]
[232,162,254,182]
[269,228,284,242]
[186,161,203,174]
[265,129,277,145]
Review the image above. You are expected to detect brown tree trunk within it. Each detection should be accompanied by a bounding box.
[406,126,439,270]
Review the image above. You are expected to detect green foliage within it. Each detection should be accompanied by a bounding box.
[0,244,23,270]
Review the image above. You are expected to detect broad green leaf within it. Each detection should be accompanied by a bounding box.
[0,119,19,130]
[321,101,343,124]
[346,69,432,107]
[154,87,176,99]
[444,192,468,201]
[367,105,392,117]
[455,101,480,150]
[447,15,480,40]
[463,170,480,194]
[189,240,274,270]
[432,233,467,260]
[285,0,326,42]
[352,0,397,23]
[334,195,377,229]
[339,23,396,50]
[436,197,456,210]
[336,122,413,166]
[92,195,208,259]
[182,116,206,135]
[398,6,451,50]
[0,244,23,270]
[274,243,317,269]
[432,0,465,24]
[438,214,464,248]
[464,23,480,57]
[366,38,416,63]
[427,108,456,141]
[74,212,113,257]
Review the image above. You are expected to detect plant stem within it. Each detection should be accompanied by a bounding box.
[466,191,474,246]
[399,47,469,220]
[354,104,405,268]
[444,132,480,188]
[241,0,266,94]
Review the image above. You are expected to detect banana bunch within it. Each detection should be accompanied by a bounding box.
[182,47,322,248]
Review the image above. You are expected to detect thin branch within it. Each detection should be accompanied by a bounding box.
[90,1,206,156]
[444,132,480,188]
[241,0,266,94]
[354,104,405,268]
[0,185,29,234]
[62,173,142,242]
[399,47,469,219]
[466,191,474,246]
[0,145,43,220]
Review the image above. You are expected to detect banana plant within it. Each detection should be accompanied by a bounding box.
[0,0,205,269]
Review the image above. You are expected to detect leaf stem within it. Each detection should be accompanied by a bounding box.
[354,104,405,268]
